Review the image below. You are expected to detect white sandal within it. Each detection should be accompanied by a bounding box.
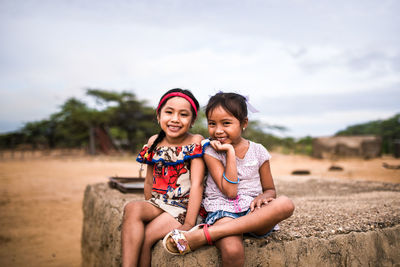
[162,224,212,255]
[162,229,191,255]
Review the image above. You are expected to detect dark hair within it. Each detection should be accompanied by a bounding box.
[149,88,199,153]
[205,92,248,124]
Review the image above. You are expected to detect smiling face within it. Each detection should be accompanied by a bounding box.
[207,105,248,147]
[157,96,193,142]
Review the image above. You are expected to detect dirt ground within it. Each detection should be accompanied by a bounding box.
[0,150,399,267]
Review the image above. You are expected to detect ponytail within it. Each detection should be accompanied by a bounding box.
[148,130,166,153]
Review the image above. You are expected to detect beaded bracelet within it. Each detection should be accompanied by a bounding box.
[223,172,239,184]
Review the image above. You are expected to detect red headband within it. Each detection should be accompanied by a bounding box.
[156,92,198,116]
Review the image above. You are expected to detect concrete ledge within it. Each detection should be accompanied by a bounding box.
[152,225,400,266]
[81,176,400,266]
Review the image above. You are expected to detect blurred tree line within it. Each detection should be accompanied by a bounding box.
[0,89,313,154]
[1,89,154,153]
[191,111,313,155]
[335,113,400,155]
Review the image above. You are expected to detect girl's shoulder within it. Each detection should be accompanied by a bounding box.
[184,133,210,149]
[189,133,204,144]
[203,140,223,160]
[249,140,266,150]
[248,141,271,162]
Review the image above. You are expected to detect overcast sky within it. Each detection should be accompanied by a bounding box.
[1,0,399,137]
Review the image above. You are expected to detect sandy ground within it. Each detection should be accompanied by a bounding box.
[0,150,399,267]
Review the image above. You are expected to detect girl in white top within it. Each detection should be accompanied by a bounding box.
[163,92,295,267]
[202,140,272,215]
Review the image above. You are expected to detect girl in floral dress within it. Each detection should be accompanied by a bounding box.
[121,88,208,267]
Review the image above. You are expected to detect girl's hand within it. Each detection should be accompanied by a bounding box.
[250,196,274,212]
[210,140,233,152]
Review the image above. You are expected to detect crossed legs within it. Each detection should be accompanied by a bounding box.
[171,196,294,252]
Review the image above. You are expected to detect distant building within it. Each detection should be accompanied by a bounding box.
[312,136,382,159]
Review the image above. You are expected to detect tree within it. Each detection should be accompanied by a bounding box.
[20,119,55,149]
[50,98,97,148]
[86,89,156,151]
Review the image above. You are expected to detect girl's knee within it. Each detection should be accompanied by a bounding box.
[219,240,244,261]
[124,201,135,215]
[123,201,143,220]
[277,195,295,217]
[221,248,244,265]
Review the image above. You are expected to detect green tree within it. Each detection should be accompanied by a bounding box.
[20,119,55,149]
[50,98,98,147]
[86,89,156,151]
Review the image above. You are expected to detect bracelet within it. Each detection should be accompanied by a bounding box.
[223,172,239,184]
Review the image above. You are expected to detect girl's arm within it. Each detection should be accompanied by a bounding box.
[143,134,158,200]
[179,156,205,230]
[143,164,153,200]
[204,142,238,199]
[250,160,277,211]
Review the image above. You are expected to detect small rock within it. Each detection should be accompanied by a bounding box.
[329,165,343,171]
[291,170,311,175]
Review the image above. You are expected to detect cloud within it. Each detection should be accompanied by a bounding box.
[253,84,400,137]
[255,84,400,115]
[0,0,399,137]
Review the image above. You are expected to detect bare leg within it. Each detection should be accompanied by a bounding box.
[182,196,294,250]
[121,201,164,267]
[217,235,245,267]
[139,212,181,267]
[214,217,244,267]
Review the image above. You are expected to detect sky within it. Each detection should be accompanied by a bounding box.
[0,0,399,138]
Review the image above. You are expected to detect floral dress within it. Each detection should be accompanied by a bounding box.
[136,139,209,224]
